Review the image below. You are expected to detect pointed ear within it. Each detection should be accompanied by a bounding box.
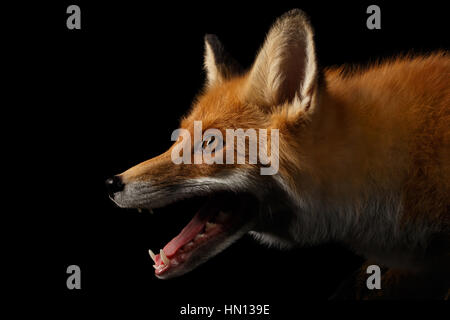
[204,34,242,87]
[245,9,319,113]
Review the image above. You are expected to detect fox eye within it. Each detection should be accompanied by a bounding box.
[202,136,216,150]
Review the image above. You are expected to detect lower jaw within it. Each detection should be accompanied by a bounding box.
[149,194,256,279]
[153,216,250,279]
[154,223,227,278]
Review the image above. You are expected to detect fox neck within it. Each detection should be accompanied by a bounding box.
[270,80,433,266]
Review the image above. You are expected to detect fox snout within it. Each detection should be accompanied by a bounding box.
[105,175,124,198]
[105,151,174,208]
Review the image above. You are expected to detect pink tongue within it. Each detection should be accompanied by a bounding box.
[162,203,214,258]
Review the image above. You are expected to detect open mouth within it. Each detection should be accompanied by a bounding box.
[142,192,256,279]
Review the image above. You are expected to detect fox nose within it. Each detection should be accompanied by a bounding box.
[105,175,124,197]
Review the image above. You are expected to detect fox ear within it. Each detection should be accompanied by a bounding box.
[204,34,241,87]
[246,9,319,113]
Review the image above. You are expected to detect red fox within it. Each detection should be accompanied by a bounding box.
[106,9,450,299]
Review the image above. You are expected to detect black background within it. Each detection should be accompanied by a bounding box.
[13,0,449,316]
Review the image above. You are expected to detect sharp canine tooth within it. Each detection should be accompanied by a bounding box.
[195,234,206,241]
[205,222,216,231]
[152,265,157,269]
[148,249,156,263]
[160,249,170,265]
[138,209,142,213]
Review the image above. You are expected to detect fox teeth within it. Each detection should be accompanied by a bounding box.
[138,209,143,213]
[148,249,156,263]
[195,234,206,241]
[205,222,217,231]
[185,241,194,249]
[160,249,170,265]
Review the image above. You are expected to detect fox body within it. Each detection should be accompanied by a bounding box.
[108,10,450,298]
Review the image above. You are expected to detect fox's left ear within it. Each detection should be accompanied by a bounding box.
[246,9,319,114]
[204,34,242,88]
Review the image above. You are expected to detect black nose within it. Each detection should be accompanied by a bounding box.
[105,175,124,197]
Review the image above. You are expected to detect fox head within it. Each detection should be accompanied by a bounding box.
[107,9,322,279]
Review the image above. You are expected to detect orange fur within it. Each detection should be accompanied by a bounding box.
[124,53,450,232]
[116,10,449,298]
